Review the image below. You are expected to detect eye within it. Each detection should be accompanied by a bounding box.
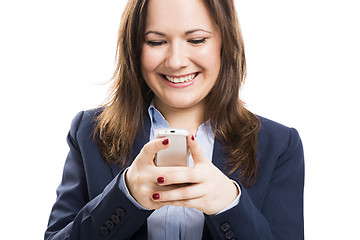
[145,41,166,47]
[188,38,207,45]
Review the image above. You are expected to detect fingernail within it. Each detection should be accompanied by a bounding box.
[157,177,165,184]
[162,139,169,145]
[152,193,160,200]
[191,135,195,141]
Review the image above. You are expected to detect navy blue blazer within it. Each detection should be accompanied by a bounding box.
[45,109,304,240]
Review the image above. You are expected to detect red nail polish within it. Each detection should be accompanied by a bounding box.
[191,135,195,141]
[162,139,169,145]
[152,193,160,200]
[157,177,164,184]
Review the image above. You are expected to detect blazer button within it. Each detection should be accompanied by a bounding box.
[220,222,231,232]
[111,214,120,224]
[99,226,109,236]
[224,230,235,240]
[105,220,114,230]
[115,207,126,218]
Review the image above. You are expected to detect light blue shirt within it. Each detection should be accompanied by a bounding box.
[119,101,240,239]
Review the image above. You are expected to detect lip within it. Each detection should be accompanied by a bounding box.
[162,72,198,78]
[159,72,200,89]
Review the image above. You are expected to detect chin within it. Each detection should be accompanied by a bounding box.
[165,98,203,110]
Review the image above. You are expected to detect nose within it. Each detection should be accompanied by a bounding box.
[165,41,188,70]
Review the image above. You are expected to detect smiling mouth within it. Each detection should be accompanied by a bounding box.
[161,73,198,83]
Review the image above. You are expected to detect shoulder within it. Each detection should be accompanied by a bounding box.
[258,116,295,137]
[257,116,302,161]
[247,116,304,205]
[69,107,104,141]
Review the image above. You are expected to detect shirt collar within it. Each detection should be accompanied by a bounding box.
[147,98,214,144]
[148,99,169,128]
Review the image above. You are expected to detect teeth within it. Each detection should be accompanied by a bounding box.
[165,73,196,83]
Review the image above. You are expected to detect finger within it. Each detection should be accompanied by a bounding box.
[152,183,206,202]
[187,135,207,164]
[156,167,202,185]
[138,138,170,164]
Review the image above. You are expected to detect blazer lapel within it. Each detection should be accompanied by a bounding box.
[211,138,240,180]
[211,138,226,171]
[111,116,151,177]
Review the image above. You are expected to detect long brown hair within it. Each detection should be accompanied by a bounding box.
[95,0,260,187]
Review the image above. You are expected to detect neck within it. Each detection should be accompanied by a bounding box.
[154,98,206,135]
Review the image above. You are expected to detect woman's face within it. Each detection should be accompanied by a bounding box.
[141,0,222,111]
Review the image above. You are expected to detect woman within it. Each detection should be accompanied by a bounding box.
[45,0,304,239]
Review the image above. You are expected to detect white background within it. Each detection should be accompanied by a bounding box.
[0,0,359,239]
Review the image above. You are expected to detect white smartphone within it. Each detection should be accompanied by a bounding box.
[154,128,190,167]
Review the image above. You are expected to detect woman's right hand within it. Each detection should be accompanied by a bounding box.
[125,138,172,210]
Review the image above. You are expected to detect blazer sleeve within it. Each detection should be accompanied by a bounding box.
[204,128,304,240]
[45,112,153,240]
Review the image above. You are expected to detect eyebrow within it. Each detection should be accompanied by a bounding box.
[185,29,212,35]
[144,31,166,37]
[144,29,212,36]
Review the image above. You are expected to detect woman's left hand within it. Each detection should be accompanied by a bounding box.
[152,135,239,215]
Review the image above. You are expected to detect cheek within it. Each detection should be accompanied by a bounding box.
[141,46,164,75]
[140,50,152,75]
[196,44,221,73]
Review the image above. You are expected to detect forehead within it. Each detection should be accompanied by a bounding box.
[145,0,217,32]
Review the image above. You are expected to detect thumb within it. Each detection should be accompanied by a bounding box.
[138,137,171,165]
[187,134,207,165]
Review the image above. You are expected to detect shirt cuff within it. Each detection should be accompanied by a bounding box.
[118,167,151,210]
[216,180,241,215]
